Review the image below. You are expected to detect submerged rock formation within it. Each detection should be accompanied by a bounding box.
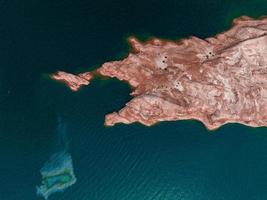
[52,71,93,92]
[37,118,76,199]
[53,16,267,130]
[36,151,77,200]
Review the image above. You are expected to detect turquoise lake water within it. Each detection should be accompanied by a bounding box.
[1,0,267,199]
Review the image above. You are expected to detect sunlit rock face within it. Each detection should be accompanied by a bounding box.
[97,16,267,130]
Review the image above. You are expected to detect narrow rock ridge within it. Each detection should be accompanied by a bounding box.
[53,16,267,130]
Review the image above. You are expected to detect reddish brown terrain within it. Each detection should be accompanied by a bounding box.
[53,16,267,130]
[51,71,93,92]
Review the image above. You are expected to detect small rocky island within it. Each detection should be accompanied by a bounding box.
[52,71,93,92]
[52,16,267,130]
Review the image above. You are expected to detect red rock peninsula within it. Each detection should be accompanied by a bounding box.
[54,16,267,130]
[51,71,93,92]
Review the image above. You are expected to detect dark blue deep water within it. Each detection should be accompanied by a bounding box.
[1,1,267,199]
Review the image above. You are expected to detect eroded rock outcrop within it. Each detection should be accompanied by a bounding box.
[97,16,267,130]
[53,16,267,130]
